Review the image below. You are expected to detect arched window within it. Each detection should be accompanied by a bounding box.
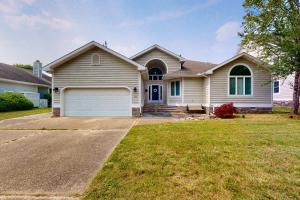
[149,68,163,80]
[91,53,100,65]
[229,65,252,95]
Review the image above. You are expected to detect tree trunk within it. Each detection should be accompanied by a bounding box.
[291,70,300,114]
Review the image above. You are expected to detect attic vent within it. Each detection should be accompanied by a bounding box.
[91,53,101,65]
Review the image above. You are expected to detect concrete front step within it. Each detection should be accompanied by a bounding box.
[143,112,187,118]
[143,105,188,117]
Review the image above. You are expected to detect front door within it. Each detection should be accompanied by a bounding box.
[152,85,159,101]
[149,85,162,102]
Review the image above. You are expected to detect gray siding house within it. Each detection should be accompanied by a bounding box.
[44,41,272,117]
[0,62,51,107]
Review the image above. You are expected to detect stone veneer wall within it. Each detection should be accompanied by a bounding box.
[235,107,272,114]
[132,107,141,117]
[203,106,272,114]
[274,100,293,107]
[53,108,60,117]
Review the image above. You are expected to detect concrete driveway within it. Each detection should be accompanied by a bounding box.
[0,115,137,199]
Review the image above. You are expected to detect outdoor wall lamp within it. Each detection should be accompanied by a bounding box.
[133,87,137,92]
[145,89,148,92]
[53,87,59,93]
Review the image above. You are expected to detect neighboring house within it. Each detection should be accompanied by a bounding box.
[273,75,294,105]
[0,61,51,107]
[44,41,272,117]
[238,46,295,105]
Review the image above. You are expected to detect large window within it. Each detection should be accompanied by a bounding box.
[229,65,252,96]
[149,68,163,80]
[273,81,280,93]
[171,80,180,96]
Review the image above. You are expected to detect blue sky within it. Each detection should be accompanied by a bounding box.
[0,0,244,66]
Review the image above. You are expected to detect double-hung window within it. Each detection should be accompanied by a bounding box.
[171,80,180,96]
[229,65,252,96]
[273,81,280,93]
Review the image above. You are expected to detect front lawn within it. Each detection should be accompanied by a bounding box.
[83,113,300,200]
[0,108,51,121]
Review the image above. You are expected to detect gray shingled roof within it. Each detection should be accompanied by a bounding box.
[0,63,51,87]
[164,60,217,79]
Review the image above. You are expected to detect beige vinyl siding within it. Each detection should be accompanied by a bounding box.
[203,76,210,105]
[0,81,38,93]
[183,78,204,105]
[133,49,181,73]
[167,78,182,105]
[53,47,139,106]
[141,78,144,106]
[210,57,272,106]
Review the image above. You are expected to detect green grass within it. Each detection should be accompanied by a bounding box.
[83,114,300,200]
[0,108,51,121]
[273,106,291,114]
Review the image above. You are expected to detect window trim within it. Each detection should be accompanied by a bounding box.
[228,64,253,97]
[148,68,163,80]
[170,80,181,97]
[273,80,280,94]
[91,53,101,65]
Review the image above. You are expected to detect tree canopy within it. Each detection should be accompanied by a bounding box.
[240,0,300,79]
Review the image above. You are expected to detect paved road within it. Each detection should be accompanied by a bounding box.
[0,115,136,199]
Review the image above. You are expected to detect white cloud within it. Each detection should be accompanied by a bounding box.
[216,21,240,42]
[0,0,72,31]
[210,21,241,58]
[119,0,221,27]
[21,0,36,5]
[0,0,36,13]
[0,0,18,13]
[113,45,139,57]
[5,12,72,30]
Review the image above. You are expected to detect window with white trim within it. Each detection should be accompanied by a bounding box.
[149,68,163,80]
[229,65,252,96]
[273,80,280,93]
[91,53,100,65]
[170,80,180,96]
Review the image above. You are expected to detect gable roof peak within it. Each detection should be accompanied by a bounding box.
[130,44,185,61]
[198,52,269,75]
[44,41,145,72]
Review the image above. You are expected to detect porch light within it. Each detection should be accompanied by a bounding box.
[53,87,59,93]
[133,87,137,92]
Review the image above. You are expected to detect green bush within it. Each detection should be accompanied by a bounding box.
[43,93,52,108]
[0,92,33,111]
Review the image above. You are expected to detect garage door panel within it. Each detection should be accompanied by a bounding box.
[64,88,131,117]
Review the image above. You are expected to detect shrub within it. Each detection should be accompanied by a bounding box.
[0,92,33,111]
[43,93,52,108]
[214,103,236,118]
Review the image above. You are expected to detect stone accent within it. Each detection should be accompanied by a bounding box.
[132,107,141,117]
[204,106,272,114]
[52,108,60,117]
[274,100,293,107]
[235,107,272,114]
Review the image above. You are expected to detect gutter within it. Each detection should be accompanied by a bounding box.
[0,78,51,88]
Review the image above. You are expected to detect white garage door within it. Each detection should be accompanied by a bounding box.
[64,88,131,117]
